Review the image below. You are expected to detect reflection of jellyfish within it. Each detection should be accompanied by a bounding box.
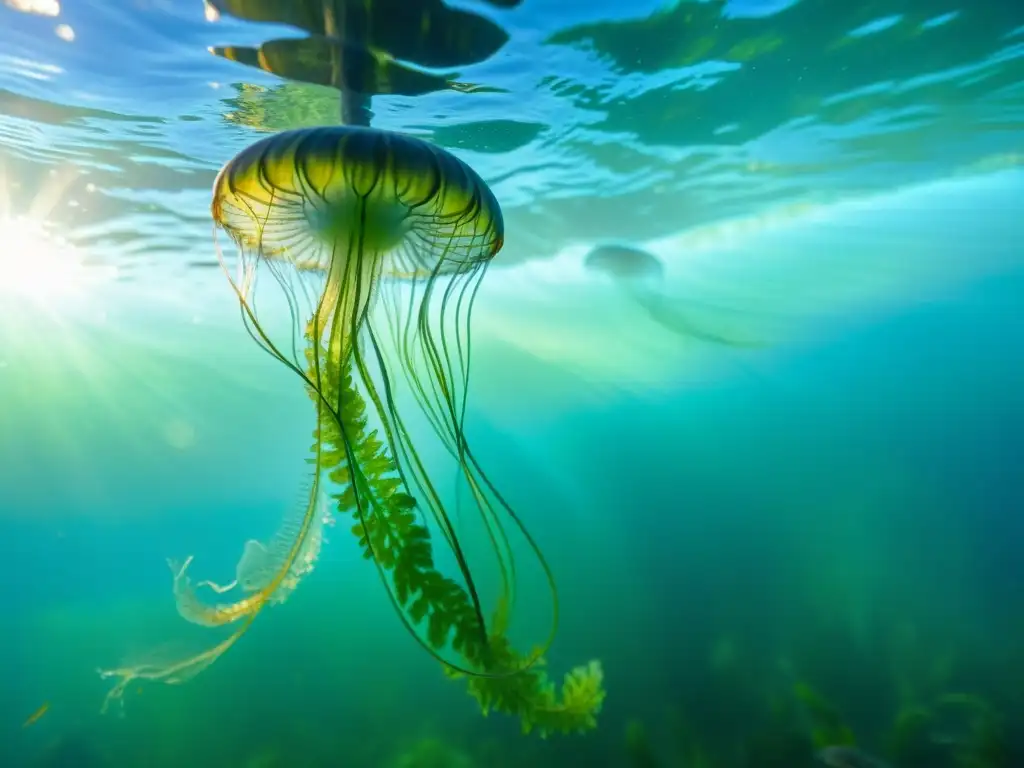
[169,481,333,627]
[210,125,605,735]
[207,0,513,125]
[583,243,763,348]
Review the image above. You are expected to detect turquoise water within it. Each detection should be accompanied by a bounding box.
[1,0,1023,766]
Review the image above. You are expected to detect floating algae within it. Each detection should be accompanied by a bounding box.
[170,481,333,627]
[98,475,330,713]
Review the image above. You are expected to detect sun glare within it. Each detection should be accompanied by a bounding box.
[0,215,89,302]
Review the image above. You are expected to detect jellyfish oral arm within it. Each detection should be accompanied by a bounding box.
[316,236,382,363]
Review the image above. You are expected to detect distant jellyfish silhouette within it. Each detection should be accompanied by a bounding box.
[583,243,763,348]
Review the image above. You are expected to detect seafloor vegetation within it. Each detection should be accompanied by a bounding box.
[20,591,1021,768]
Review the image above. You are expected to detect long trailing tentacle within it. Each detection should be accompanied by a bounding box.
[374,241,562,663]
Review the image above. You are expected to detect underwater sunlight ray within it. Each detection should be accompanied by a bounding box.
[0,162,236,515]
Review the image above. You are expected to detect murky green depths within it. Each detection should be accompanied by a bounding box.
[1,0,1023,766]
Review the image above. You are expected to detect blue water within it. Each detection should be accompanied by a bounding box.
[1,1,1022,766]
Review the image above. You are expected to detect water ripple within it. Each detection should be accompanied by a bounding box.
[0,0,1021,276]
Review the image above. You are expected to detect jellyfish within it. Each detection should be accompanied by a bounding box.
[210,125,605,735]
[583,242,764,348]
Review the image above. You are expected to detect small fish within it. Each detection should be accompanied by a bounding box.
[817,745,891,768]
[22,701,49,728]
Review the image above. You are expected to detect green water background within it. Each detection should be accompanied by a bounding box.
[0,0,1022,766]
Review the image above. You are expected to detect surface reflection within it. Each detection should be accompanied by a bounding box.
[207,0,514,125]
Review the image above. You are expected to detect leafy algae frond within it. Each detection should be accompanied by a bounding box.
[306,332,606,736]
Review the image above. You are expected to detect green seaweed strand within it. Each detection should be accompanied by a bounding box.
[304,335,606,737]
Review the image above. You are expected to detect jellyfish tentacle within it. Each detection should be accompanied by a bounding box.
[357,320,492,653]
[308,336,503,667]
[370,243,514,641]
[372,250,526,622]
[169,556,262,627]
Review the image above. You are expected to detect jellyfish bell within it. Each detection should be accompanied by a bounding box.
[211,125,502,267]
[582,241,763,349]
[210,125,504,475]
[212,127,501,364]
[583,242,665,286]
